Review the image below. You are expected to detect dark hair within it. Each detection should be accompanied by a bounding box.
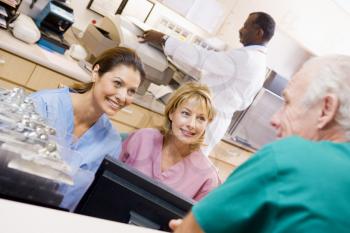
[250,12,276,42]
[72,47,145,93]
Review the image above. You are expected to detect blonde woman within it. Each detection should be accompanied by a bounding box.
[120,82,220,201]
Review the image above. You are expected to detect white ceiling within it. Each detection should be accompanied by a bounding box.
[333,0,350,14]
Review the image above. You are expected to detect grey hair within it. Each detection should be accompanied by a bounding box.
[302,55,350,139]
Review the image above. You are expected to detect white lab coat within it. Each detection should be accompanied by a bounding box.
[164,37,267,155]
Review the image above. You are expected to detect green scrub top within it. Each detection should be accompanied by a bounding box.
[193,136,350,233]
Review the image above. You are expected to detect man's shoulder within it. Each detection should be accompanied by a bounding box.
[268,136,309,147]
[242,136,311,168]
[261,136,343,167]
[262,136,313,156]
[228,45,266,63]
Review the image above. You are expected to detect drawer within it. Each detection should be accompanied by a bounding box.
[0,50,35,85]
[0,78,33,94]
[209,157,234,181]
[26,66,80,91]
[59,75,80,87]
[209,141,252,167]
[0,78,21,89]
[146,111,164,128]
[26,66,65,90]
[110,120,137,133]
[111,104,150,129]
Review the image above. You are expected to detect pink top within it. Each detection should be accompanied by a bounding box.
[119,128,221,201]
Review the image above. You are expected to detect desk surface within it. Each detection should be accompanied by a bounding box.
[0,198,166,233]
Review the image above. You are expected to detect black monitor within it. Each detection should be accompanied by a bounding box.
[75,157,194,231]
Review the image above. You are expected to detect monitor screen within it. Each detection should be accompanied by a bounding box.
[75,157,194,231]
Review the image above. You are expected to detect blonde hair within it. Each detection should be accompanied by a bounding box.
[161,82,216,151]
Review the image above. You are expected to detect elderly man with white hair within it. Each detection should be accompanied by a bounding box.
[169,55,350,233]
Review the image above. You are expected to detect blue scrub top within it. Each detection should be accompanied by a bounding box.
[30,88,121,210]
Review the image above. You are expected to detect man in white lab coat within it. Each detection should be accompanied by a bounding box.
[140,12,276,156]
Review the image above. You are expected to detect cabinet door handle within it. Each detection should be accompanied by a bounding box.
[229,150,240,157]
[121,108,133,114]
[0,57,5,64]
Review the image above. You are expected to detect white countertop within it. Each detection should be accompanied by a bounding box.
[0,29,91,83]
[0,198,165,233]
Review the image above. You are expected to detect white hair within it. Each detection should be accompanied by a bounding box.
[302,55,350,139]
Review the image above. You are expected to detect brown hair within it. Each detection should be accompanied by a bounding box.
[72,47,145,93]
[161,82,216,152]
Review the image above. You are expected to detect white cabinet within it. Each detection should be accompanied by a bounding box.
[267,29,313,79]
[161,0,225,33]
[122,0,155,22]
[162,0,195,16]
[186,0,225,33]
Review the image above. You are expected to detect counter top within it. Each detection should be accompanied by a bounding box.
[222,136,256,153]
[0,198,165,233]
[133,92,165,115]
[0,29,91,83]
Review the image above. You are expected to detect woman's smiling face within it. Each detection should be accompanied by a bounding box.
[169,97,210,145]
[92,64,141,116]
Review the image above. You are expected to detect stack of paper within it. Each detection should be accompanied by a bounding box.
[0,6,6,29]
[0,0,19,8]
[0,5,8,17]
[148,83,173,99]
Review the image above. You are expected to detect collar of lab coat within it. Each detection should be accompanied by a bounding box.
[243,45,267,54]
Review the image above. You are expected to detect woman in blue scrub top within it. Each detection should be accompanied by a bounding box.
[29,47,145,210]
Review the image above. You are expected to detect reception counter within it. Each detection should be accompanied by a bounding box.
[0,198,165,233]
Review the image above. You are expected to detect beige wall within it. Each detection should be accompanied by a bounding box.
[71,0,103,31]
[216,0,350,55]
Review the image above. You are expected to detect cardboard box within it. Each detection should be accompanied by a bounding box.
[81,24,117,60]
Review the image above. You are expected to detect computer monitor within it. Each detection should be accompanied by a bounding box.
[75,157,194,231]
